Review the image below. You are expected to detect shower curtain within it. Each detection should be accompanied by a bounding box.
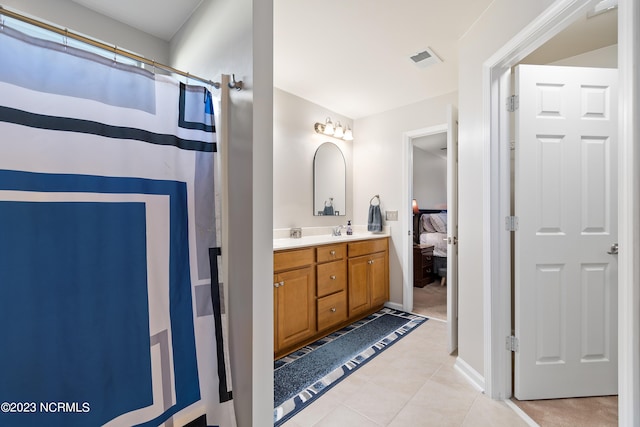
[0,24,235,427]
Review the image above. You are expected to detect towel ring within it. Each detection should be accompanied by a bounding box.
[369,194,380,205]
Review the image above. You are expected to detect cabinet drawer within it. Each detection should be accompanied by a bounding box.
[274,248,314,272]
[422,254,433,267]
[316,243,346,263]
[317,260,347,297]
[348,238,388,258]
[317,291,347,331]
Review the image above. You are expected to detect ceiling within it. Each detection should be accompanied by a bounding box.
[414,133,448,159]
[273,0,495,119]
[71,0,204,42]
[67,0,617,120]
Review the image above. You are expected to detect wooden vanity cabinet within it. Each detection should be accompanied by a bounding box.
[274,237,389,358]
[348,239,389,317]
[273,248,316,354]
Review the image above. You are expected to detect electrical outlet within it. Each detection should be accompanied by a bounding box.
[386,210,398,221]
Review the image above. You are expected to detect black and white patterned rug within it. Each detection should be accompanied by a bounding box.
[274,308,427,426]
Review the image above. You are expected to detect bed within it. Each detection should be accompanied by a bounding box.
[414,209,448,274]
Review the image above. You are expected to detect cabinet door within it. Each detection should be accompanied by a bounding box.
[275,266,316,352]
[348,256,370,317]
[369,251,389,308]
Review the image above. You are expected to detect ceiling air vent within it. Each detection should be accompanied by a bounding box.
[409,47,442,68]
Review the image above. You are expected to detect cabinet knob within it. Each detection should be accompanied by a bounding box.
[330,250,336,255]
[368,259,374,264]
[330,275,336,280]
[330,308,336,312]
[275,281,284,288]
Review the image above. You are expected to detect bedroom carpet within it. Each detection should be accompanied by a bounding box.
[273,308,427,426]
[413,282,447,320]
[512,396,617,426]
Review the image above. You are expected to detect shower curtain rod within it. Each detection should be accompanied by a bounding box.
[0,6,242,90]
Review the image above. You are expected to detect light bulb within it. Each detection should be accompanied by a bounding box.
[334,121,344,138]
[323,117,334,135]
[343,125,354,141]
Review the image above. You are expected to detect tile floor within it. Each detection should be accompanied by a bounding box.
[281,318,530,427]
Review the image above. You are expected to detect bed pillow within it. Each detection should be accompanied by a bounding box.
[430,213,447,233]
[421,214,437,233]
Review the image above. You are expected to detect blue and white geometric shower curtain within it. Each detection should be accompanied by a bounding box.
[0,24,236,427]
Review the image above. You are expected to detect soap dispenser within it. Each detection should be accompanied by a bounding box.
[346,220,353,235]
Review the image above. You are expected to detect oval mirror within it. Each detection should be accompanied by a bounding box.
[313,142,346,216]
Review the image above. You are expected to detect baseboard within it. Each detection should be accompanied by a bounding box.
[454,356,485,392]
[384,301,403,311]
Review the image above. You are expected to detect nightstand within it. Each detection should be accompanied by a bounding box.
[413,244,434,288]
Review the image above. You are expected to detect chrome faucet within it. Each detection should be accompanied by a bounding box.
[332,225,345,236]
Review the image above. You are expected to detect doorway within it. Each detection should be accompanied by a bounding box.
[482,1,637,423]
[412,130,448,321]
[403,104,458,354]
[511,63,618,424]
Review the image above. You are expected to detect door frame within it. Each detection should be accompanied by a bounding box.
[402,122,448,312]
[483,0,640,423]
[402,109,459,354]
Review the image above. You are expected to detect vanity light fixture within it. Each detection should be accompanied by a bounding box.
[314,117,354,141]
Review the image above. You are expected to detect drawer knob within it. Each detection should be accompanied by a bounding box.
[330,275,336,280]
[330,308,336,312]
[330,250,336,255]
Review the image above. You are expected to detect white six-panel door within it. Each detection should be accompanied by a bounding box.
[514,64,618,399]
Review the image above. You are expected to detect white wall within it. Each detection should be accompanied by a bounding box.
[548,44,617,67]
[273,88,353,229]
[1,0,170,63]
[413,148,447,210]
[171,1,273,425]
[457,0,555,379]
[354,92,457,305]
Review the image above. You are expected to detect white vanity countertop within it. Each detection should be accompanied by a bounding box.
[273,226,390,250]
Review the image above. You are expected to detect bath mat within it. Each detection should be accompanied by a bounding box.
[273,308,427,426]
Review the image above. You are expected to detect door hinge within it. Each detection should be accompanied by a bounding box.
[506,95,519,112]
[506,335,519,352]
[505,216,519,231]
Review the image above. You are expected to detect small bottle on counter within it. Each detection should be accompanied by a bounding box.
[346,220,353,235]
